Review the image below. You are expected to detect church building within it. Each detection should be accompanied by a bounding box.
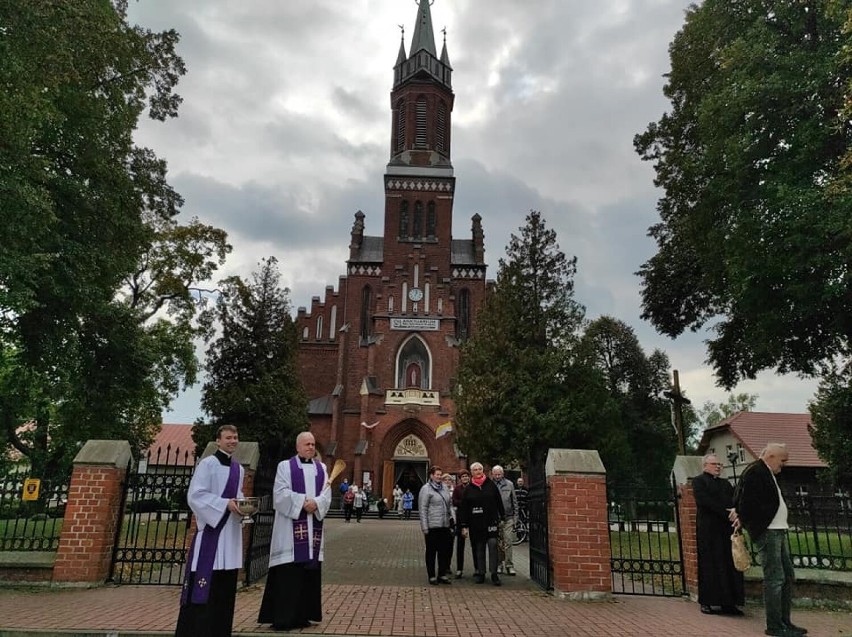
[295,0,487,504]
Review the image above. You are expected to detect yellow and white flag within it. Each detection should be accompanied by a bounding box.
[435,421,453,439]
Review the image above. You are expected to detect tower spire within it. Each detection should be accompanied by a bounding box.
[409,0,437,57]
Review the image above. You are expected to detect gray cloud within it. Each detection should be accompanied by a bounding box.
[130,1,818,422]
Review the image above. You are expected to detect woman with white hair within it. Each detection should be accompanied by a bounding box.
[459,462,505,586]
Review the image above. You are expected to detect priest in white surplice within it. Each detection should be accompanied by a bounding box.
[258,431,332,630]
[175,425,244,637]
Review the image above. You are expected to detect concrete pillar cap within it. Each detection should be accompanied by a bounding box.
[201,441,260,470]
[671,455,704,485]
[545,449,605,476]
[73,440,132,468]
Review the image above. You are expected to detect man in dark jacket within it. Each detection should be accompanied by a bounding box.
[693,454,744,616]
[735,443,806,637]
[459,462,505,586]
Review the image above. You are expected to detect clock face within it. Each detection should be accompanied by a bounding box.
[408,287,423,302]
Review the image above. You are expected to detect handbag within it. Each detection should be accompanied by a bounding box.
[731,530,751,572]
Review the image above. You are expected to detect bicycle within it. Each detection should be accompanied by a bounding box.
[512,509,529,545]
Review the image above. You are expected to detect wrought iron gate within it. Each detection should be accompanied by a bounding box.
[527,449,551,590]
[109,446,196,585]
[607,479,685,597]
[245,457,277,585]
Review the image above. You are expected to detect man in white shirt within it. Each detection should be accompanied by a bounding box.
[735,443,806,637]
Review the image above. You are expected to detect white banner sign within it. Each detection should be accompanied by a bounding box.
[390,317,440,331]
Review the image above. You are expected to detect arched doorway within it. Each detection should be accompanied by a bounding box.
[390,433,429,510]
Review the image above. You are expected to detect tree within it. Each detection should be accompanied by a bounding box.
[576,317,677,488]
[198,258,308,463]
[809,365,852,487]
[0,1,227,474]
[454,212,629,474]
[634,1,852,389]
[697,393,759,430]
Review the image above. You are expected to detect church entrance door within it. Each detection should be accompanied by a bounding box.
[390,433,430,511]
[393,460,428,509]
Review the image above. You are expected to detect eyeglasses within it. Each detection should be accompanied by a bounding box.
[708,462,723,466]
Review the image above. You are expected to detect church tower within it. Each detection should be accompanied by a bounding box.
[296,0,487,505]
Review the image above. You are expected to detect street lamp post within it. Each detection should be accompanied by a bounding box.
[728,450,739,483]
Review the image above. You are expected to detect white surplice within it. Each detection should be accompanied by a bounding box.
[268,458,332,568]
[187,453,245,571]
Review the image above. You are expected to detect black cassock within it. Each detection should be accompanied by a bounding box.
[693,471,744,607]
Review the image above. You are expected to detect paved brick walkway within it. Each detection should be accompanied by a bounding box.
[1,518,850,636]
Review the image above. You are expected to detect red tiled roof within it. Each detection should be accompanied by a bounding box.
[698,411,825,468]
[146,424,197,466]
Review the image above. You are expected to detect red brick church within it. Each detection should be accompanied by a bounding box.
[295,0,487,504]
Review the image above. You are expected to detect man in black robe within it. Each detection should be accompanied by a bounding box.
[693,453,744,616]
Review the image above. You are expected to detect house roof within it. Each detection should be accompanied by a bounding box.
[698,411,825,468]
[146,424,197,466]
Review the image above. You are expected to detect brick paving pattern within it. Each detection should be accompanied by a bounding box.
[1,518,850,636]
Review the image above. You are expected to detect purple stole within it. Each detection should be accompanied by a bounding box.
[180,459,240,606]
[289,456,326,568]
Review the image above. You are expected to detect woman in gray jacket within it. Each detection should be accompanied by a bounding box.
[419,465,454,585]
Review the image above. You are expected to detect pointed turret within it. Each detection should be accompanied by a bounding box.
[396,29,407,66]
[440,36,451,68]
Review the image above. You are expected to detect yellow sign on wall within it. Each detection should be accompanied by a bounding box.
[22,478,41,501]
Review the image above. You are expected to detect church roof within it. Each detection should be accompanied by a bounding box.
[697,411,825,468]
[451,239,477,265]
[350,236,384,263]
[308,395,334,416]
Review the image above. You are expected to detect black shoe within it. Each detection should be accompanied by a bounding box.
[437,576,452,585]
[700,605,716,615]
[455,570,463,579]
[721,606,744,616]
[765,629,801,637]
[474,574,485,584]
[784,623,808,635]
[428,577,438,585]
[491,573,502,586]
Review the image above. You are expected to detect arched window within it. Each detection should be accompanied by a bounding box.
[329,305,337,339]
[456,288,471,341]
[427,201,436,237]
[436,101,447,153]
[413,201,423,238]
[396,335,432,389]
[302,326,309,340]
[415,98,427,148]
[396,99,406,152]
[399,200,409,238]
[316,316,323,340]
[360,285,372,341]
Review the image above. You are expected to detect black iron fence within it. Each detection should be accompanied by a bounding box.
[109,445,196,585]
[726,469,852,572]
[0,465,70,552]
[607,481,685,597]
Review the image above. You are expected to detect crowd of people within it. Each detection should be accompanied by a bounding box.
[175,425,805,637]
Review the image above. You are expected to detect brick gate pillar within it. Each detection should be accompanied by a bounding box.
[53,440,132,584]
[672,455,703,600]
[545,449,612,600]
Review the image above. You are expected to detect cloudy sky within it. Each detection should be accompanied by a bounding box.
[127,0,817,424]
